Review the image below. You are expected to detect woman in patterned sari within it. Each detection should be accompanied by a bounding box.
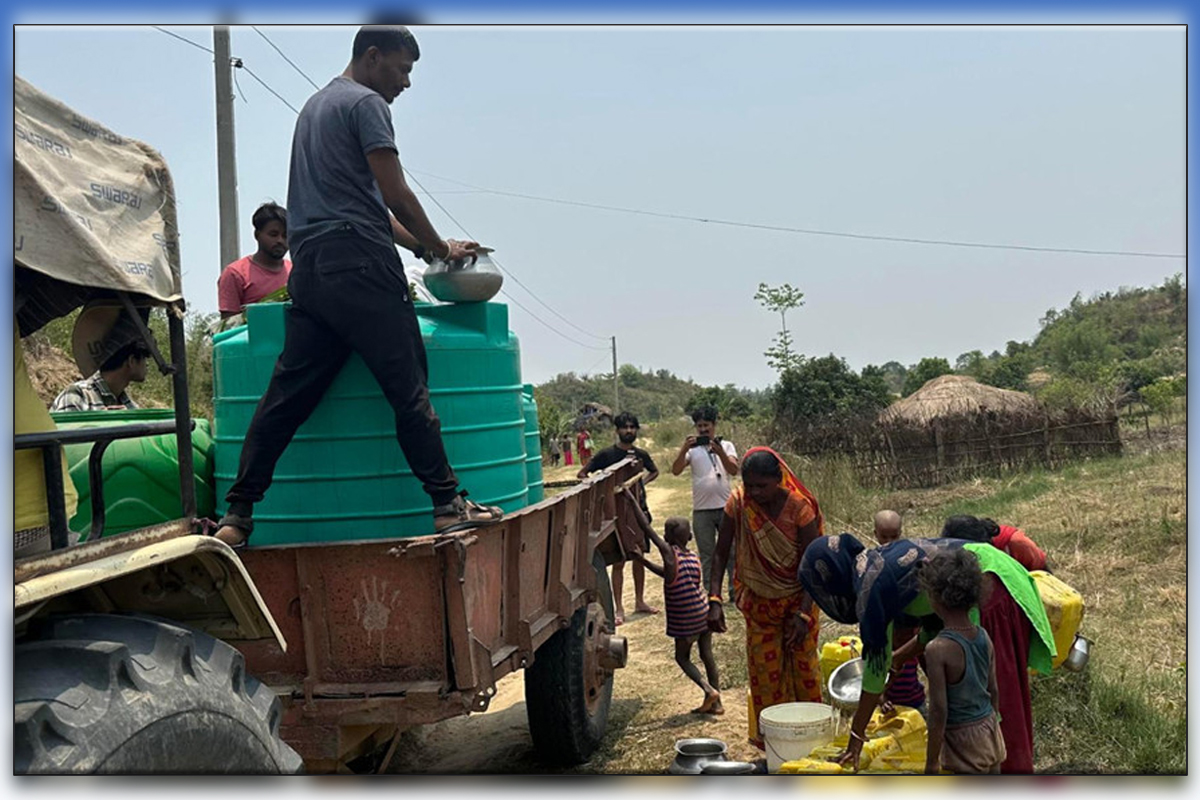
[798,533,1056,772]
[707,448,824,749]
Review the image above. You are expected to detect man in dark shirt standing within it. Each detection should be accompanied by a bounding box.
[578,412,660,625]
[216,26,502,547]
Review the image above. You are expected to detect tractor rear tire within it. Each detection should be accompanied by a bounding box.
[525,552,616,765]
[15,613,303,774]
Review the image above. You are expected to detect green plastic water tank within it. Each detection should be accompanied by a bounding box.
[50,408,216,537]
[212,301,529,545]
[522,384,544,503]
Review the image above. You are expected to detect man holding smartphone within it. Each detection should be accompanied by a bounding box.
[671,405,740,598]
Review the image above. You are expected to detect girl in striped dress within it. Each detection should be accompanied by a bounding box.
[623,488,723,715]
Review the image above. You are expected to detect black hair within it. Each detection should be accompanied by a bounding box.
[918,549,983,611]
[100,340,150,372]
[251,202,287,232]
[741,450,782,480]
[941,514,998,543]
[664,516,690,544]
[613,412,640,430]
[353,25,421,60]
[691,405,719,424]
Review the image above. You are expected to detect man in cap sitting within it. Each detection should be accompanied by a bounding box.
[51,339,150,412]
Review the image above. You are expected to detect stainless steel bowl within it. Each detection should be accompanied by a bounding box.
[828,657,864,710]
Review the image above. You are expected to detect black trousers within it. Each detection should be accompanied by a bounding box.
[224,227,460,517]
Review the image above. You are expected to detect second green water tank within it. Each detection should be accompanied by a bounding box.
[212,301,529,545]
[51,408,216,538]
[522,384,544,503]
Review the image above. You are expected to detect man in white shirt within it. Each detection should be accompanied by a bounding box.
[670,406,740,598]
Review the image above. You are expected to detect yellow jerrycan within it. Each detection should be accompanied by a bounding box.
[819,635,862,699]
[1030,570,1084,671]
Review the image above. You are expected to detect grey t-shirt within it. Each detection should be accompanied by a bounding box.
[286,76,398,256]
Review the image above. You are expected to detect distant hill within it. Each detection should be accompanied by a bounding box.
[535,366,703,426]
[952,273,1186,397]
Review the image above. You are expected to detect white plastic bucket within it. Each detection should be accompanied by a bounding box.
[759,702,835,773]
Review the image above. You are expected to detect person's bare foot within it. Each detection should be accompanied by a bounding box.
[614,609,626,626]
[634,602,659,615]
[214,524,248,547]
[693,692,723,715]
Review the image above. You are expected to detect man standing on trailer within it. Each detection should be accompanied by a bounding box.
[216,26,503,547]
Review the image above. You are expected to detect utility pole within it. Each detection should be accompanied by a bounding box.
[213,26,240,270]
[611,336,619,411]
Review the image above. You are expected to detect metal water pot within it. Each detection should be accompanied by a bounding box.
[668,738,729,775]
[422,251,503,303]
[701,761,758,775]
[1062,634,1091,672]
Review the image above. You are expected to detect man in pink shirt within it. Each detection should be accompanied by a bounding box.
[218,202,292,319]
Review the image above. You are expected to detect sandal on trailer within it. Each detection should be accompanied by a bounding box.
[212,513,253,549]
[433,494,504,535]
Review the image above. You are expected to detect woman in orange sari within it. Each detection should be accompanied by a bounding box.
[707,447,824,749]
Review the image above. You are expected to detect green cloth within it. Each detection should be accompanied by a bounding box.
[862,596,980,694]
[965,542,1058,674]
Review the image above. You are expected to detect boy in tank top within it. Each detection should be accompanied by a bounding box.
[920,549,1006,774]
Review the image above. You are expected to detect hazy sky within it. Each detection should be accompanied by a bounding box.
[14,24,1186,389]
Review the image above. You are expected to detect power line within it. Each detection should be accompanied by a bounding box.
[251,26,321,90]
[150,25,214,55]
[149,26,1183,262]
[406,169,1186,261]
[406,170,608,348]
[231,68,249,104]
[228,27,610,345]
[234,61,302,115]
[150,26,302,114]
[403,171,610,342]
[493,289,610,350]
[149,25,616,350]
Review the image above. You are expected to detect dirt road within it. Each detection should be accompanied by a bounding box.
[388,458,775,774]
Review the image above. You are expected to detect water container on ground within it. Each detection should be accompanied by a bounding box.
[51,408,216,537]
[759,702,835,773]
[212,301,528,545]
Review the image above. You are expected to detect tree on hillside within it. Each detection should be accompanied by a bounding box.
[901,357,952,396]
[859,364,893,404]
[955,349,987,378]
[1040,318,1120,381]
[618,363,645,389]
[686,384,753,420]
[877,361,908,396]
[535,365,706,423]
[772,355,892,422]
[984,356,1031,391]
[754,282,805,374]
[533,390,569,444]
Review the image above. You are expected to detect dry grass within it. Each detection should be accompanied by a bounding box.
[424,426,1185,773]
[21,334,82,405]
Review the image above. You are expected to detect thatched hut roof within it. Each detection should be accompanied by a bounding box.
[1026,369,1053,389]
[880,374,1038,426]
